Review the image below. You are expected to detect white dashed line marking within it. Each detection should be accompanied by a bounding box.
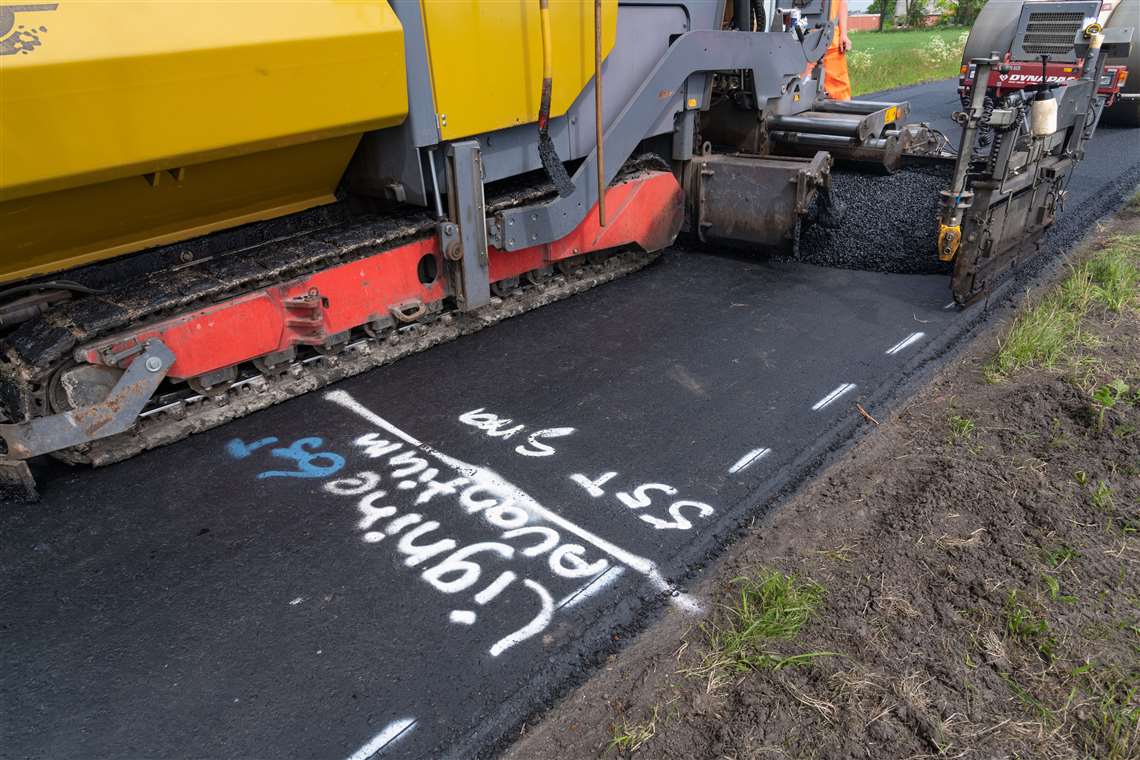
[728,447,771,474]
[812,383,856,411]
[885,331,926,355]
[344,718,417,760]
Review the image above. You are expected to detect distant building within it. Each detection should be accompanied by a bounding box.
[847,0,944,30]
[762,0,941,28]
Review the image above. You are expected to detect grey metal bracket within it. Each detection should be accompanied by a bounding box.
[445,141,492,311]
[688,150,831,249]
[0,339,175,460]
[488,27,833,252]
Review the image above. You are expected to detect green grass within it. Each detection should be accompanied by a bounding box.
[847,28,970,96]
[1088,248,1140,311]
[987,234,1140,381]
[1091,481,1115,511]
[608,705,659,755]
[987,301,1084,379]
[696,569,833,675]
[1005,590,1058,663]
[1042,543,1079,569]
[1000,672,1058,725]
[1042,573,1061,600]
[1092,379,1132,431]
[1000,644,1139,757]
[947,413,976,443]
[1075,665,1140,760]
[1041,573,1077,604]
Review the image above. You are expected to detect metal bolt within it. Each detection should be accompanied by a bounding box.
[144,356,163,372]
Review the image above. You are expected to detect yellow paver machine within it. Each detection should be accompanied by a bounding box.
[0,0,1133,498]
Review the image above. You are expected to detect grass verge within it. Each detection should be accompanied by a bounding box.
[694,569,832,677]
[848,28,969,95]
[987,232,1140,380]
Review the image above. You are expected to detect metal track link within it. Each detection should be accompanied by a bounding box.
[61,250,658,467]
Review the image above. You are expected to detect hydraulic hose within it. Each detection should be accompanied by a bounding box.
[537,0,574,197]
[594,0,606,226]
[976,95,995,149]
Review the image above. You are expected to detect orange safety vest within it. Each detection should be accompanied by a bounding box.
[820,0,852,100]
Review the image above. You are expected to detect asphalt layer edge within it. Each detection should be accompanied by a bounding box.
[466,161,1140,760]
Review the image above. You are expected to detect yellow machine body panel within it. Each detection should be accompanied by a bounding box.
[421,0,618,140]
[0,1,408,284]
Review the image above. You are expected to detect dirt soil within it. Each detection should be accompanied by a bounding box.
[503,212,1140,759]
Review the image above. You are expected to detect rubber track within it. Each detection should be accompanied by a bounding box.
[67,250,657,466]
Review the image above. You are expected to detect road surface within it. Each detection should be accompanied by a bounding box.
[3,79,1139,760]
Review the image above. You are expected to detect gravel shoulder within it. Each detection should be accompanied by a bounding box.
[503,202,1140,759]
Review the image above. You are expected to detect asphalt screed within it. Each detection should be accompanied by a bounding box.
[795,162,954,275]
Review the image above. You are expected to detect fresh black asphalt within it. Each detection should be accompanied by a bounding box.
[3,79,1139,760]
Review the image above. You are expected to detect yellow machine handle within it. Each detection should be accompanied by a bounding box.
[539,0,554,81]
[938,223,962,261]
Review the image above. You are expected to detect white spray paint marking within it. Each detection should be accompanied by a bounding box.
[489,579,553,656]
[474,571,517,605]
[571,473,715,533]
[325,390,702,615]
[943,301,958,310]
[811,383,856,411]
[570,471,618,497]
[458,407,576,457]
[289,597,304,606]
[885,331,926,355]
[344,717,417,760]
[667,590,704,614]
[557,566,625,609]
[449,610,477,625]
[728,447,770,474]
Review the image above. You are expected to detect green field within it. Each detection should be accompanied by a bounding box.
[846,27,971,96]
